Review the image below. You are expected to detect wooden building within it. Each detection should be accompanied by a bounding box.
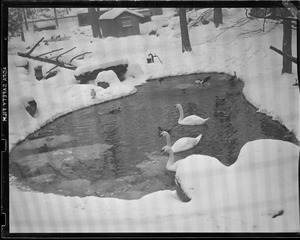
[77,12,90,26]
[99,9,145,38]
[132,8,152,23]
[33,20,56,31]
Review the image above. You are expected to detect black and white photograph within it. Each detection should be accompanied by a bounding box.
[1,0,300,235]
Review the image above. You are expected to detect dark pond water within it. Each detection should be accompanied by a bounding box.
[9,73,298,199]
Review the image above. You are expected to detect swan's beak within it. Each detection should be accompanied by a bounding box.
[160,148,165,155]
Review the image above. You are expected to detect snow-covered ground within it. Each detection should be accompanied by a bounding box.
[7,8,299,232]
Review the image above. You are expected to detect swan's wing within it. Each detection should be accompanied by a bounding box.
[172,137,197,152]
[180,115,206,125]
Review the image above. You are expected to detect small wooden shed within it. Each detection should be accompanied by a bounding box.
[99,9,144,38]
[33,20,56,32]
[134,8,152,23]
[77,12,90,26]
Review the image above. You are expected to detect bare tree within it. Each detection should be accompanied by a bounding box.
[8,8,25,41]
[53,8,59,27]
[179,8,192,53]
[248,8,296,74]
[281,9,292,74]
[22,8,28,31]
[18,9,25,42]
[214,8,223,28]
[88,8,102,38]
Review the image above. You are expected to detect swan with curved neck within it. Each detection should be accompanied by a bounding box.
[175,104,209,125]
[161,145,228,202]
[161,146,180,171]
[160,131,202,153]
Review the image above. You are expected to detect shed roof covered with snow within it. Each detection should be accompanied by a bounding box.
[99,8,144,38]
[99,8,144,20]
[34,20,56,31]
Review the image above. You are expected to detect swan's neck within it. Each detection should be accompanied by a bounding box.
[177,105,184,121]
[166,149,176,172]
[164,133,172,147]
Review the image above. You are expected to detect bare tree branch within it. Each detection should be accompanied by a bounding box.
[55,47,76,62]
[248,12,297,22]
[270,45,297,64]
[36,48,63,57]
[70,52,92,63]
[197,17,251,46]
[46,65,59,74]
[18,51,77,70]
[24,37,44,55]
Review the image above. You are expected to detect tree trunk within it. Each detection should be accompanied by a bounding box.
[23,8,28,31]
[179,8,192,53]
[88,8,102,38]
[297,18,300,81]
[214,8,223,28]
[54,8,59,27]
[282,17,292,74]
[18,9,25,41]
[20,26,25,42]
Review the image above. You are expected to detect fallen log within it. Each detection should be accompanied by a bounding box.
[18,51,77,70]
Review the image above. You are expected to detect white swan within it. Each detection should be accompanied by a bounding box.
[175,104,209,125]
[161,146,228,201]
[161,145,225,172]
[161,145,182,172]
[160,131,202,153]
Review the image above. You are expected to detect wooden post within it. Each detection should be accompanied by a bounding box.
[54,8,59,27]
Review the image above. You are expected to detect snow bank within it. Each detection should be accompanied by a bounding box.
[8,55,137,151]
[74,58,129,76]
[10,139,299,232]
